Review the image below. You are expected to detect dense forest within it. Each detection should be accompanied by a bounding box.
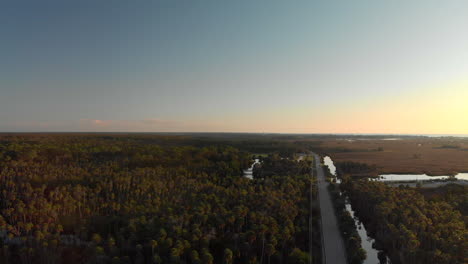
[418,184,468,217]
[0,134,318,264]
[341,178,467,264]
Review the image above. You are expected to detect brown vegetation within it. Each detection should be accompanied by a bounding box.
[319,138,468,175]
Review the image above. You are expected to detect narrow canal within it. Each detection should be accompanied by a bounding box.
[324,156,390,264]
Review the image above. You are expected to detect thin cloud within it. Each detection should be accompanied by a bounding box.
[78,118,185,132]
[140,118,178,126]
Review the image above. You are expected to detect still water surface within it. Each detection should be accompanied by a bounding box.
[243,159,260,179]
[378,173,468,181]
[344,201,389,264]
[324,156,389,264]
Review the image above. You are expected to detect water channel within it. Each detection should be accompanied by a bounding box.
[378,173,468,182]
[243,158,260,179]
[324,156,390,264]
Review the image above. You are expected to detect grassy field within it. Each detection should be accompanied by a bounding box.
[318,137,468,175]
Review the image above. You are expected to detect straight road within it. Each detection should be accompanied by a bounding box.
[313,153,347,264]
[309,158,314,264]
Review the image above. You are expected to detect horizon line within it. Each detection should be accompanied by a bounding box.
[0,131,467,137]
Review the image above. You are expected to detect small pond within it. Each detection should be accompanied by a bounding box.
[243,159,260,179]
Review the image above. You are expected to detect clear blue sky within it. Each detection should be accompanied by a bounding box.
[1,0,467,133]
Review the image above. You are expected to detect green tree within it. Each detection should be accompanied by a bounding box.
[288,248,309,264]
[224,248,233,264]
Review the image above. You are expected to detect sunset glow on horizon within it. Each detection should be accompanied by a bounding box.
[1,1,467,134]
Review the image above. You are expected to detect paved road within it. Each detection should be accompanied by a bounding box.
[314,153,347,264]
[309,159,314,264]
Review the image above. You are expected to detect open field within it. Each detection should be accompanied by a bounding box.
[318,137,468,175]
